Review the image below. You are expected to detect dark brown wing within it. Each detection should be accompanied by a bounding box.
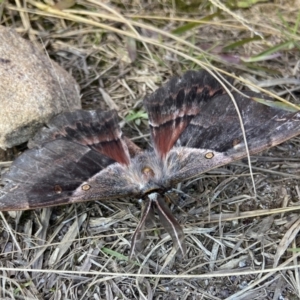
[143,70,300,185]
[0,111,140,211]
[163,91,300,185]
[29,109,131,165]
[143,70,231,158]
[177,91,300,152]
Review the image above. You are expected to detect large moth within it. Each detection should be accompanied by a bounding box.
[1,70,300,255]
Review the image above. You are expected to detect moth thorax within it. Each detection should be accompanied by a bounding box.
[141,166,155,181]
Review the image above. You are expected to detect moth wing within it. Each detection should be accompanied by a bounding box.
[0,139,140,211]
[0,110,140,211]
[164,91,300,185]
[143,70,231,158]
[144,70,300,184]
[29,109,131,165]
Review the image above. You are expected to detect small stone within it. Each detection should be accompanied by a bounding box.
[0,25,81,149]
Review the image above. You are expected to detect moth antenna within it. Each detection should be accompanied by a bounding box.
[153,194,186,256]
[129,199,152,259]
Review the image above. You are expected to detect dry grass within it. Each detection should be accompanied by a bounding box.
[0,0,300,299]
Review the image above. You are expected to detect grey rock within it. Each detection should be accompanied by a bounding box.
[0,25,81,150]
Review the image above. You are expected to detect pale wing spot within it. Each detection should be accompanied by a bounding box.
[82,184,91,191]
[205,152,214,159]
